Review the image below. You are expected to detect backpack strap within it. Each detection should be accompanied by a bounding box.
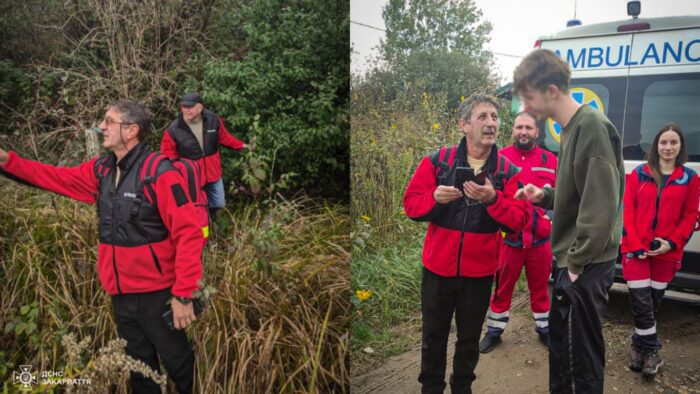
[429,146,454,180]
[140,152,170,206]
[177,159,200,203]
[93,156,110,180]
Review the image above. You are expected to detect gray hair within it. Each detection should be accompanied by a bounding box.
[106,100,152,141]
[457,93,499,121]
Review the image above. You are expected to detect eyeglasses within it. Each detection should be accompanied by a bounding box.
[102,116,134,127]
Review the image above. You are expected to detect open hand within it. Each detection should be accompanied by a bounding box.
[515,183,544,203]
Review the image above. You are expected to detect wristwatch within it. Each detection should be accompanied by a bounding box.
[174,296,192,305]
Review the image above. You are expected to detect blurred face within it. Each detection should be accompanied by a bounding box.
[98,108,137,152]
[512,114,539,150]
[658,129,681,163]
[518,86,554,121]
[460,102,499,149]
[181,103,203,122]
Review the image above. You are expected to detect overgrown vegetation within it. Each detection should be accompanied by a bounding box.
[0,0,349,200]
[0,184,349,392]
[350,236,423,375]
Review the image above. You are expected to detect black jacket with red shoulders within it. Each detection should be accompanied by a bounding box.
[1,142,204,297]
[161,109,244,185]
[403,137,531,278]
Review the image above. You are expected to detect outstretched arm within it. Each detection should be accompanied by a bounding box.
[1,148,99,204]
[217,116,246,150]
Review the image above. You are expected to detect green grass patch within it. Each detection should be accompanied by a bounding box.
[350,235,423,373]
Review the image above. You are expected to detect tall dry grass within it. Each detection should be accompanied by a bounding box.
[0,180,349,393]
[350,90,462,252]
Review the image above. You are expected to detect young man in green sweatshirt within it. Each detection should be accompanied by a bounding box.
[512,49,625,394]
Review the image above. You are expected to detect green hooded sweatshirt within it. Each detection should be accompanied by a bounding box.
[540,104,625,274]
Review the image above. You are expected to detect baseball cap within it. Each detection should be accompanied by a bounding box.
[180,92,203,106]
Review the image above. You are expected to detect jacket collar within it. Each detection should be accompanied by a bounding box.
[177,108,212,130]
[512,144,537,157]
[107,140,150,172]
[641,163,684,183]
[455,136,499,172]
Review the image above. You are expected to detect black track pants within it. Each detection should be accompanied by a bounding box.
[548,261,614,394]
[112,288,195,394]
[419,268,493,394]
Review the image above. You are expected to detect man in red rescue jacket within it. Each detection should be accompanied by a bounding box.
[0,100,203,394]
[403,93,530,393]
[161,92,250,217]
[479,111,558,353]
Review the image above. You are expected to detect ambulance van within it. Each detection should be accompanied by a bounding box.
[534,10,700,302]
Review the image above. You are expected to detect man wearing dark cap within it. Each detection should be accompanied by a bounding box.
[161,92,251,217]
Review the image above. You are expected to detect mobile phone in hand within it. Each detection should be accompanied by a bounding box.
[454,167,486,189]
[454,167,475,190]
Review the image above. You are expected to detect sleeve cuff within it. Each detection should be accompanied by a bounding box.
[667,239,677,250]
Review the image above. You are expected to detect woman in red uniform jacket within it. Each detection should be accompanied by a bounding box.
[621,123,700,378]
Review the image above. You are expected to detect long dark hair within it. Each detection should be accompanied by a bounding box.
[647,122,687,188]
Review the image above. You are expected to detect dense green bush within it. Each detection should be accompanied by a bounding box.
[179,0,350,199]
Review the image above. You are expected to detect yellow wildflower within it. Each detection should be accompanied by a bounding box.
[401,210,406,215]
[355,289,372,301]
[432,123,440,130]
[360,215,371,222]
[460,95,465,102]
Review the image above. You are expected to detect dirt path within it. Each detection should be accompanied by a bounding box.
[351,290,700,393]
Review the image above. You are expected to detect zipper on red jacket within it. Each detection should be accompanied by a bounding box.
[456,196,470,276]
[111,172,123,294]
[651,178,667,231]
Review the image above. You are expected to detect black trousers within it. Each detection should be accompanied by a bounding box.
[419,267,493,394]
[112,288,195,394]
[549,261,614,394]
[628,286,665,350]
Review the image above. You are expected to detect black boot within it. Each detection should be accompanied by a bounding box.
[478,334,502,353]
[629,346,644,372]
[642,349,663,379]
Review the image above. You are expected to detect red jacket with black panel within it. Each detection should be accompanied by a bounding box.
[403,137,531,278]
[0,142,204,297]
[622,163,700,262]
